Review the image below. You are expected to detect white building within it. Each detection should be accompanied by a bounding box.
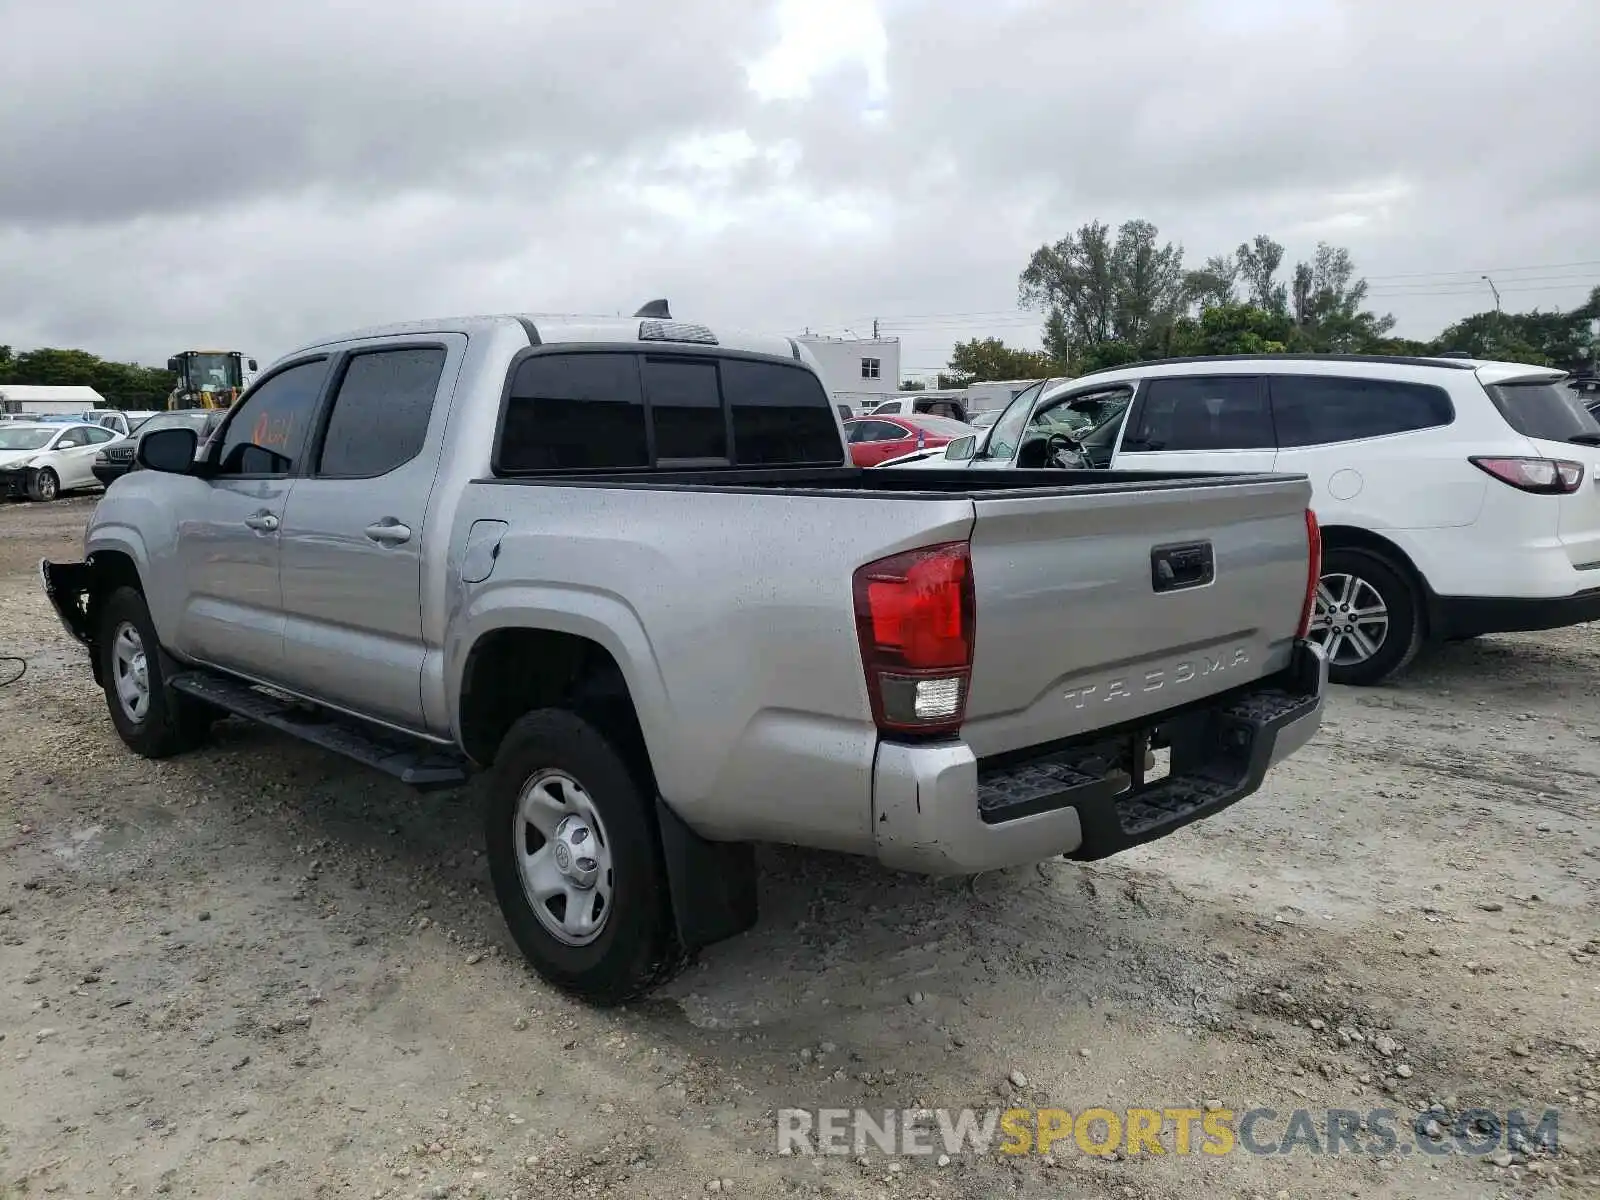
[795,335,900,415]
[0,384,106,415]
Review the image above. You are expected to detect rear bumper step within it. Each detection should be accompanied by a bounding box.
[975,643,1324,859]
[170,671,470,791]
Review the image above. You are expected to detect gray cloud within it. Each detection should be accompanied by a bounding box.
[2,0,1595,371]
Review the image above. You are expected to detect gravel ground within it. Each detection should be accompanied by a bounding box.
[1,495,1597,1199]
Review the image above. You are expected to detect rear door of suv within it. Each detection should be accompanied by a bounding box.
[1478,367,1600,573]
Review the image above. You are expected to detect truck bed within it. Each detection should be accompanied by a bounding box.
[450,464,1315,848]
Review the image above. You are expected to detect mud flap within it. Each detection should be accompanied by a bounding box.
[654,797,758,954]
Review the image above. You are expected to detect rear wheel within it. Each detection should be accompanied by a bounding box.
[29,468,59,502]
[98,587,213,757]
[484,709,681,1005]
[1306,548,1423,686]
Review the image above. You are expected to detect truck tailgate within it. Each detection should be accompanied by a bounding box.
[962,476,1313,759]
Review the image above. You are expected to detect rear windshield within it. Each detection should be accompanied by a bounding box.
[1484,379,1600,442]
[497,350,843,473]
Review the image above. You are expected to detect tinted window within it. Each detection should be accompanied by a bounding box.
[1126,376,1272,451]
[644,358,726,461]
[1271,376,1455,447]
[83,426,116,444]
[214,359,328,475]
[318,347,447,477]
[903,415,973,437]
[722,359,841,465]
[499,353,646,471]
[860,421,909,442]
[1483,380,1600,443]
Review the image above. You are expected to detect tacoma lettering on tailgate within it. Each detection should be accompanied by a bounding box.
[1063,648,1250,710]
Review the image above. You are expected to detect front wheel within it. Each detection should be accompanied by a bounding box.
[484,709,681,1005]
[1306,548,1423,686]
[97,587,213,757]
[29,468,59,502]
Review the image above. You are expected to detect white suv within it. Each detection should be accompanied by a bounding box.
[897,354,1600,686]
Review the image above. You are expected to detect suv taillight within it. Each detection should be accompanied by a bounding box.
[853,541,975,736]
[1297,508,1321,640]
[1470,456,1584,494]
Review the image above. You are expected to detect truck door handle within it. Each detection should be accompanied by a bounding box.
[364,519,412,546]
[244,512,279,532]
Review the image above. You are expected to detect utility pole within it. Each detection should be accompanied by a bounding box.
[1482,275,1504,358]
[872,319,879,339]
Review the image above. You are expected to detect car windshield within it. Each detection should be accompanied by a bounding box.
[185,353,241,391]
[903,416,974,437]
[0,427,55,450]
[970,410,1002,428]
[1484,379,1600,442]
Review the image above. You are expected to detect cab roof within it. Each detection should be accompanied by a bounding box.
[295,311,805,365]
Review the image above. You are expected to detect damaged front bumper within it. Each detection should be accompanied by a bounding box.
[40,558,104,682]
[0,468,35,499]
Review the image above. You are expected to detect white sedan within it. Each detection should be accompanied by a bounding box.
[0,421,120,501]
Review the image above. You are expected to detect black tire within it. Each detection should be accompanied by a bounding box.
[98,586,212,758]
[485,709,681,1005]
[1311,547,1423,686]
[29,468,59,502]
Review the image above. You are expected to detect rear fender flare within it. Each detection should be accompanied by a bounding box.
[447,584,677,795]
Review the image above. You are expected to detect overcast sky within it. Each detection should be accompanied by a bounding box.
[2,0,1596,379]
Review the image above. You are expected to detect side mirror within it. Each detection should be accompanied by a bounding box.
[247,359,258,372]
[166,357,180,373]
[137,427,200,474]
[944,435,977,461]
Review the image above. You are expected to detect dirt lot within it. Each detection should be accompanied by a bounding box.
[1,495,1596,1200]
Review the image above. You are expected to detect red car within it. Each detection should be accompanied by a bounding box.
[845,414,975,467]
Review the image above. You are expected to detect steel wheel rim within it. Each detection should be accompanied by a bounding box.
[1307,572,1390,667]
[111,621,151,722]
[38,471,56,500]
[513,769,614,947]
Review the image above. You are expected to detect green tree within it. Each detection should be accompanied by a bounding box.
[1234,235,1289,316]
[1168,303,1293,357]
[1182,253,1240,312]
[944,337,1062,384]
[1431,304,1596,368]
[1019,219,1187,367]
[2,347,175,408]
[1287,243,1395,352]
[897,378,926,391]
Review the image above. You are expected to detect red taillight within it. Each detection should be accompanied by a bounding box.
[1470,456,1584,494]
[853,541,975,735]
[1297,508,1321,640]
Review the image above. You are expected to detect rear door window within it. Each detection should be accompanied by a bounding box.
[1123,376,1272,451]
[1483,380,1600,443]
[1270,375,1455,447]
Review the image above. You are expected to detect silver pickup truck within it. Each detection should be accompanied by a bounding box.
[43,303,1327,1004]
